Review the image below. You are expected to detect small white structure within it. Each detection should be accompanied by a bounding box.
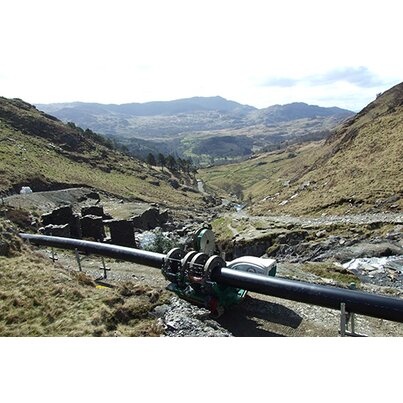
[20,186,33,194]
[227,256,277,277]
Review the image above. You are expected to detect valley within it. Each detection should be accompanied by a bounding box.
[37,97,354,164]
[1,83,402,337]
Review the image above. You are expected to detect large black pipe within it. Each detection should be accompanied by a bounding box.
[21,233,403,323]
[212,268,403,323]
[20,233,165,268]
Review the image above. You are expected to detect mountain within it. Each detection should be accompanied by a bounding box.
[37,97,354,163]
[249,102,353,123]
[0,96,205,209]
[200,82,403,215]
[38,96,255,117]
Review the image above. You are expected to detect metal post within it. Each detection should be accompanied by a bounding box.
[50,232,57,262]
[51,247,55,262]
[350,312,355,334]
[340,302,346,337]
[100,256,110,279]
[75,248,82,272]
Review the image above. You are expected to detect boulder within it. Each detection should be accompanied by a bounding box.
[0,241,9,256]
[78,191,100,202]
[331,242,403,263]
[41,206,82,239]
[132,207,170,230]
[168,179,180,189]
[70,214,82,239]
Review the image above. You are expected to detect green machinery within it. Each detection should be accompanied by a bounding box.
[161,228,277,316]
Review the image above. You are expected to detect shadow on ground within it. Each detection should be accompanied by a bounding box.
[216,295,303,337]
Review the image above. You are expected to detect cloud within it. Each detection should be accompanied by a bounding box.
[311,67,386,87]
[263,66,386,88]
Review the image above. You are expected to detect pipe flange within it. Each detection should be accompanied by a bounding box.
[204,255,226,282]
[188,252,209,284]
[181,251,198,276]
[164,247,185,274]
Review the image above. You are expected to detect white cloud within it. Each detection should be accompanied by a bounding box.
[262,67,387,88]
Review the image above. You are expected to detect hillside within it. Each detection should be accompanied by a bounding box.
[200,82,403,215]
[249,102,352,123]
[0,97,205,209]
[37,97,354,163]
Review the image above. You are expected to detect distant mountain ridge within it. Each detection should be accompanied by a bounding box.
[37,96,256,118]
[251,102,353,123]
[36,96,355,163]
[37,96,352,122]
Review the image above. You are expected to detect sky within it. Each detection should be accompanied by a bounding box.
[0,0,402,111]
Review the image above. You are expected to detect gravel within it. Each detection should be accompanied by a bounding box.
[152,297,232,337]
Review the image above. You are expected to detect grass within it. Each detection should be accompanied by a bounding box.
[211,217,236,241]
[0,220,169,336]
[199,141,322,206]
[300,262,361,287]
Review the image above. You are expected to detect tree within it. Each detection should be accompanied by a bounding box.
[158,153,166,171]
[166,154,177,171]
[146,153,156,166]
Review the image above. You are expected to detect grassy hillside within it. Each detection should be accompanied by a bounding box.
[0,221,168,336]
[200,82,403,215]
[200,141,322,203]
[0,97,204,209]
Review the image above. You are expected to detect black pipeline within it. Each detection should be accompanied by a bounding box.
[21,233,165,268]
[21,233,403,323]
[213,268,403,323]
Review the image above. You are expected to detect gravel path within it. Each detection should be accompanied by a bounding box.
[232,210,403,227]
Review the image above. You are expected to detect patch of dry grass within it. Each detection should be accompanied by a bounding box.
[0,220,169,336]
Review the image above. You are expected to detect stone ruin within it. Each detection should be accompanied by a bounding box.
[80,214,105,241]
[39,199,171,246]
[40,205,81,238]
[105,219,136,247]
